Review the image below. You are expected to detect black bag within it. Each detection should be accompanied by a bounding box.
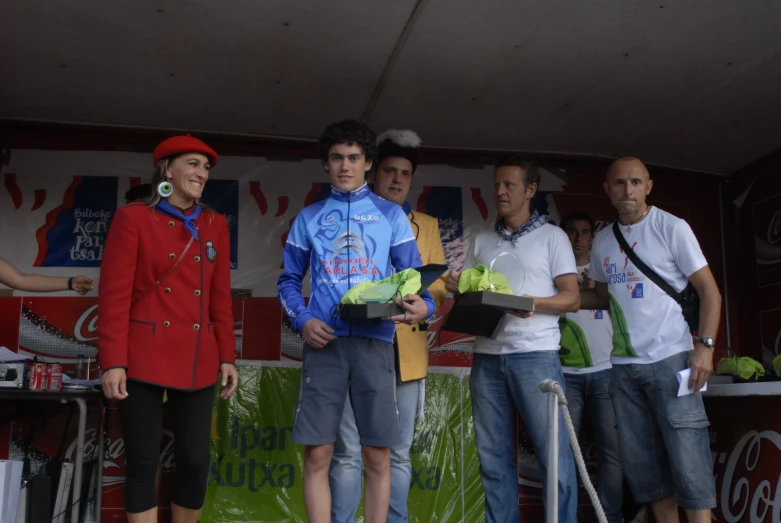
[612,221,700,331]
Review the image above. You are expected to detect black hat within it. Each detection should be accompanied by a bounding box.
[376,130,422,174]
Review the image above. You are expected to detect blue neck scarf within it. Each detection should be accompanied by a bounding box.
[402,201,412,215]
[495,210,547,246]
[156,200,202,240]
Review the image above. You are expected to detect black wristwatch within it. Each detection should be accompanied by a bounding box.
[694,336,715,349]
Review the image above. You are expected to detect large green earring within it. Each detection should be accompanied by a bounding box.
[157,181,173,198]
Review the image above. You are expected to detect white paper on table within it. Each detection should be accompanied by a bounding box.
[676,368,708,396]
[0,347,26,363]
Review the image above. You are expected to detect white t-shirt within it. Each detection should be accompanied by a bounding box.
[463,223,577,355]
[561,264,613,375]
[589,207,707,364]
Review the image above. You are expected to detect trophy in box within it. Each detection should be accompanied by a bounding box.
[340,264,449,320]
[442,252,533,339]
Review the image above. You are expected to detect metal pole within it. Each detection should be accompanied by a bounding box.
[718,181,734,355]
[546,392,559,523]
[96,407,105,522]
[72,397,88,523]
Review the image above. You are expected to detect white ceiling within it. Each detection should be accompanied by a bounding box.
[1,0,780,174]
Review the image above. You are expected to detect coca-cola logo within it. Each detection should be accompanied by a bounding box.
[767,210,781,245]
[719,430,781,523]
[74,304,99,342]
[66,428,177,484]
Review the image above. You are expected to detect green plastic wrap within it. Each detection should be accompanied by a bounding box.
[202,363,306,522]
[201,364,484,523]
[460,371,487,523]
[341,268,422,304]
[716,356,766,380]
[406,371,484,522]
[458,264,512,294]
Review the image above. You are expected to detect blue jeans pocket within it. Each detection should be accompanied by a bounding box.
[668,411,710,430]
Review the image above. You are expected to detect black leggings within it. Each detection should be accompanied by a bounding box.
[118,380,214,513]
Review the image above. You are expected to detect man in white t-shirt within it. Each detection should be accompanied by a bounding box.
[446,156,580,523]
[559,211,623,523]
[580,157,722,523]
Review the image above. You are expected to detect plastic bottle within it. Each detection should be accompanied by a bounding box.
[76,355,87,380]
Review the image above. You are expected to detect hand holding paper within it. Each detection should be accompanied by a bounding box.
[687,345,714,393]
[677,368,708,396]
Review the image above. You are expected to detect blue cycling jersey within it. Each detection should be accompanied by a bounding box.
[277,183,435,343]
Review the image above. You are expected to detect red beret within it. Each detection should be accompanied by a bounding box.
[153,134,219,167]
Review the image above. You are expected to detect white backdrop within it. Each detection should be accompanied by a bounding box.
[0,150,565,297]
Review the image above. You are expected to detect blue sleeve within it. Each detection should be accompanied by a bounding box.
[389,209,436,320]
[277,214,314,331]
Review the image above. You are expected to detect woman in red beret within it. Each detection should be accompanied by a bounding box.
[99,135,239,523]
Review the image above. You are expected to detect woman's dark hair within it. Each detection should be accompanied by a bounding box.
[144,156,175,207]
[318,120,377,163]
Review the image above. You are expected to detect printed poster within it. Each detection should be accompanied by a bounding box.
[34,176,118,267]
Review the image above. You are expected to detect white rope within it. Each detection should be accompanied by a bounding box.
[539,379,608,523]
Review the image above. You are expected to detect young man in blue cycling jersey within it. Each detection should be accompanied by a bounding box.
[277,119,436,523]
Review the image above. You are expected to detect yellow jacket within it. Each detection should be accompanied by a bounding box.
[397,210,447,382]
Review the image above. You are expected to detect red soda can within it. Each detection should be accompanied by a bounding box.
[47,364,63,391]
[29,363,48,390]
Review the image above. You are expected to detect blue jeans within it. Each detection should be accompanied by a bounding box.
[564,370,624,523]
[609,351,716,510]
[330,379,421,523]
[471,351,578,523]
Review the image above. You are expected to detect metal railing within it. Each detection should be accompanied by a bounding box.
[539,379,608,523]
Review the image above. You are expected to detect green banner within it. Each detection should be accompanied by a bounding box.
[201,363,483,523]
[406,372,484,522]
[202,363,305,522]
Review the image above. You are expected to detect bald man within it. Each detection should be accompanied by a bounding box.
[580,157,721,523]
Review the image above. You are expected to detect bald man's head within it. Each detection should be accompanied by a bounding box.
[603,156,653,220]
[606,157,650,182]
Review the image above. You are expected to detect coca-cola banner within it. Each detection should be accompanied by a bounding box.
[733,152,781,363]
[19,297,100,363]
[4,398,178,522]
[707,395,781,523]
[2,296,250,365]
[752,192,781,289]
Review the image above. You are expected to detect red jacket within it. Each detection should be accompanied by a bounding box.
[98,202,236,390]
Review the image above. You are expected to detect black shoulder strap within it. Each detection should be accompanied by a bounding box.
[611,221,684,304]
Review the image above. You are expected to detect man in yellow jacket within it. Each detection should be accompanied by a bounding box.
[329,129,447,523]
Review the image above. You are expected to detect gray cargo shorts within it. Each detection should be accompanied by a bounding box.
[292,336,401,448]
